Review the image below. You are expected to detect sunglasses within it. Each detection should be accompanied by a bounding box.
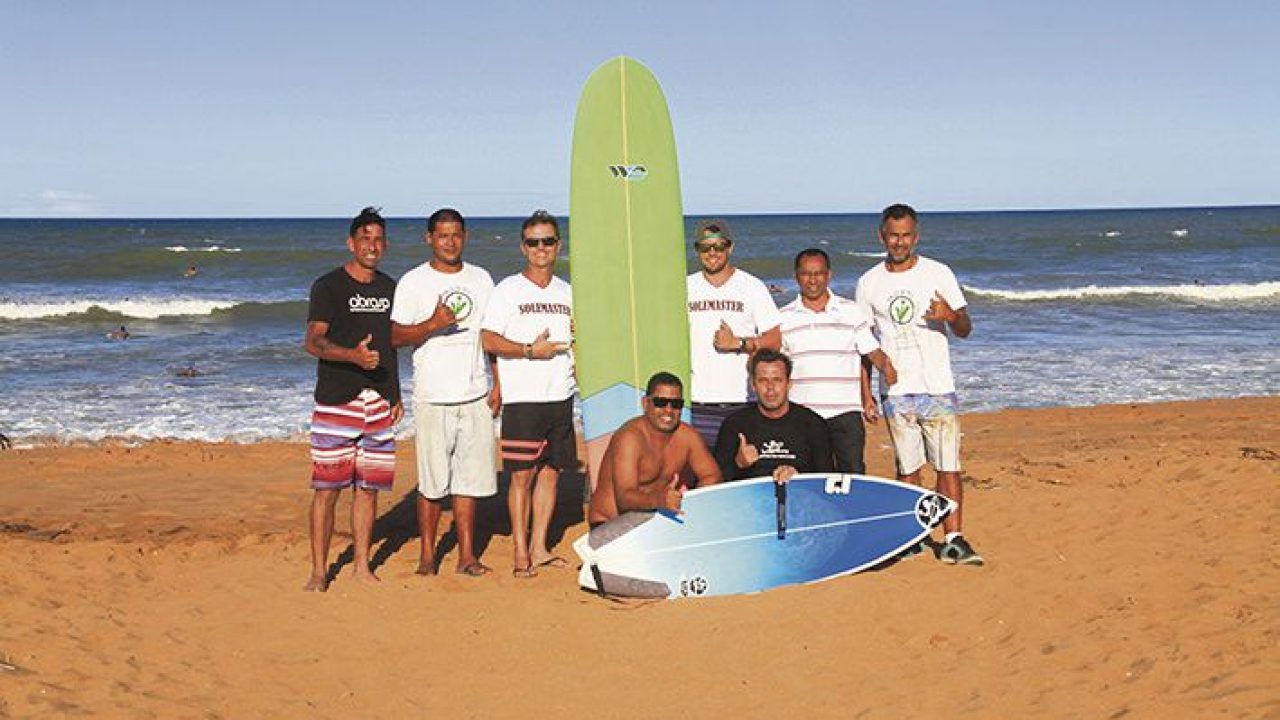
[648,396,685,409]
[523,236,558,248]
[695,240,730,253]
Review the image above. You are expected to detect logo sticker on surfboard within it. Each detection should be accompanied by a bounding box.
[915,493,948,526]
[679,576,709,597]
[609,164,648,181]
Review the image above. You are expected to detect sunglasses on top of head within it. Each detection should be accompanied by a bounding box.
[523,236,558,248]
[648,396,685,409]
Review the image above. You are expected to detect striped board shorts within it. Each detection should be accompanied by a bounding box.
[310,388,396,491]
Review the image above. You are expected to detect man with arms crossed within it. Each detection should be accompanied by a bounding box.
[588,372,721,527]
[686,220,782,449]
[780,248,897,474]
[392,208,499,577]
[715,349,832,484]
[481,210,575,578]
[856,203,982,565]
[303,206,402,591]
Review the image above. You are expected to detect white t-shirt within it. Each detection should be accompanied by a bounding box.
[480,273,576,404]
[686,268,782,403]
[391,261,494,404]
[855,255,966,397]
[779,291,881,419]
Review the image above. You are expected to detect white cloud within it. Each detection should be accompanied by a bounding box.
[4,189,103,217]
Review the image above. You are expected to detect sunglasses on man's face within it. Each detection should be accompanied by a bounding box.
[695,240,730,254]
[648,396,685,410]
[523,236,558,248]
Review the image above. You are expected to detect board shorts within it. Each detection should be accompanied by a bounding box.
[414,395,497,500]
[691,402,747,453]
[882,393,961,475]
[309,388,396,491]
[499,397,577,472]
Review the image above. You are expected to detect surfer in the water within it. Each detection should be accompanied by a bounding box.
[685,220,782,450]
[587,372,721,527]
[302,206,401,592]
[855,203,983,566]
[714,349,832,484]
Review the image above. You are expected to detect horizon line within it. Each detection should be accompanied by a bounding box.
[2,201,1277,221]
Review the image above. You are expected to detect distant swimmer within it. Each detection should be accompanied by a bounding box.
[173,364,202,378]
[106,325,130,340]
[587,372,722,527]
[767,283,785,295]
[184,265,199,278]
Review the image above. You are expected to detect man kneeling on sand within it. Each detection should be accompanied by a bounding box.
[587,372,722,527]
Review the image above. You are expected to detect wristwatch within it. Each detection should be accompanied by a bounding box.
[738,337,748,353]
[523,343,533,359]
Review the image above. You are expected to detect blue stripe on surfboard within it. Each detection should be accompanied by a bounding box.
[581,381,692,441]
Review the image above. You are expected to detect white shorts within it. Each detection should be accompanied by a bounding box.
[883,393,962,475]
[414,396,497,500]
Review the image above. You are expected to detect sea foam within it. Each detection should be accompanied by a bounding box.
[0,298,240,320]
[965,280,1280,303]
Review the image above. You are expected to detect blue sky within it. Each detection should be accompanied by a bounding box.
[2,1,1276,217]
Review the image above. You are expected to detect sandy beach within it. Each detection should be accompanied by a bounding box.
[1,396,1277,718]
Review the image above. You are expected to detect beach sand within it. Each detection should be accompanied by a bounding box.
[1,397,1277,718]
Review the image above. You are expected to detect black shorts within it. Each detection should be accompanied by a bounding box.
[499,397,578,472]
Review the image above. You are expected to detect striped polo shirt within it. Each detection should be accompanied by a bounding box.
[779,291,881,419]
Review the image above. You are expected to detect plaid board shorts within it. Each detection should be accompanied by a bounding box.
[310,388,396,491]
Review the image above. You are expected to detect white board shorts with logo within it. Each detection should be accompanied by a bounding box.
[414,395,497,500]
[882,393,962,475]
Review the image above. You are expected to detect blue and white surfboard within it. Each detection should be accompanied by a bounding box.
[573,474,955,598]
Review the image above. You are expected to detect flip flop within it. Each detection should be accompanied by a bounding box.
[512,564,537,579]
[455,561,492,577]
[535,556,569,570]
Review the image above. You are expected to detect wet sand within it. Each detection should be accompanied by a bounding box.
[1,397,1277,718]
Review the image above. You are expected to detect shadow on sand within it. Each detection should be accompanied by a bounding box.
[325,469,587,583]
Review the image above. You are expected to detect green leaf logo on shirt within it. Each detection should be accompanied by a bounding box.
[443,290,474,321]
[889,296,915,325]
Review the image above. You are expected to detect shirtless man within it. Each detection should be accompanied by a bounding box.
[587,372,722,527]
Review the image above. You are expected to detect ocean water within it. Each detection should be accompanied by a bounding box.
[1,206,1277,443]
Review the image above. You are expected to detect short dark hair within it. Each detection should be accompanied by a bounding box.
[349,206,385,237]
[694,219,733,245]
[749,348,793,379]
[522,209,560,239]
[427,207,465,233]
[794,248,830,271]
[879,203,918,230]
[645,371,683,396]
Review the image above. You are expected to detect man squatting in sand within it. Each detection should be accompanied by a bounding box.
[588,372,722,527]
[480,210,576,578]
[714,349,832,484]
[855,203,983,565]
[392,208,500,577]
[780,248,898,474]
[686,220,783,449]
[303,206,402,591]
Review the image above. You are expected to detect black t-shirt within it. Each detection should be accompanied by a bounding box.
[307,266,400,406]
[713,403,833,481]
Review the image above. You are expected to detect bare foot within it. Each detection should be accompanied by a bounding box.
[303,573,329,592]
[352,568,381,584]
[415,559,439,576]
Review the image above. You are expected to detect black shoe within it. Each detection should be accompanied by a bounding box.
[897,540,925,561]
[938,536,984,566]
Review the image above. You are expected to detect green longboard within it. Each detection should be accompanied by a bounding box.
[569,57,689,488]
